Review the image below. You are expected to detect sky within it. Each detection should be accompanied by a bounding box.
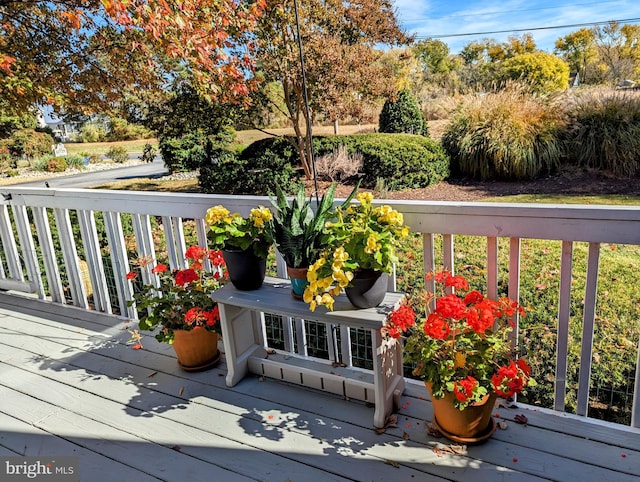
[393,0,640,54]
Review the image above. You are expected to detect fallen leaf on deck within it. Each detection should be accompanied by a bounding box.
[332,361,347,368]
[170,445,181,451]
[433,444,467,457]
[427,423,443,438]
[385,414,398,427]
[514,414,528,425]
[258,376,265,382]
[384,460,399,468]
[147,371,157,378]
[498,420,509,430]
[178,387,184,395]
[266,349,276,354]
[402,431,410,440]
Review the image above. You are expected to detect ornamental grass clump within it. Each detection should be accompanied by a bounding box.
[127,245,226,344]
[303,192,409,311]
[205,204,274,259]
[385,271,536,409]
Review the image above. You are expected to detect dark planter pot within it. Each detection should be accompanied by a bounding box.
[425,382,497,444]
[345,269,388,309]
[222,248,266,290]
[286,266,309,300]
[172,329,220,372]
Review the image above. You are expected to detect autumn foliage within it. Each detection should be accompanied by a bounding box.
[0,0,266,116]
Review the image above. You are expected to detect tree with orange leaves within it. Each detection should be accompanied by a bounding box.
[0,0,265,117]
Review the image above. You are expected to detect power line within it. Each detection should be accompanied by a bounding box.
[415,17,640,39]
[424,1,623,20]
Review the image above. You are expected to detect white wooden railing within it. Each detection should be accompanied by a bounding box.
[1,186,639,428]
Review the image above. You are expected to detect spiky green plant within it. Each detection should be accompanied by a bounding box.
[270,183,357,268]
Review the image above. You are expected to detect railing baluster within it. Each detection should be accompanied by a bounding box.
[577,242,601,417]
[78,210,111,313]
[11,205,43,297]
[32,206,65,303]
[104,211,135,318]
[508,237,521,348]
[487,237,498,300]
[555,240,574,412]
[0,204,24,281]
[53,207,88,308]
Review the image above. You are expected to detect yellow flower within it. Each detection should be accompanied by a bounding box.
[250,206,273,228]
[205,205,232,226]
[357,192,373,204]
[333,269,353,288]
[364,233,381,254]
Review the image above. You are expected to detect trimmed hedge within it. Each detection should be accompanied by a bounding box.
[199,137,298,195]
[313,134,449,189]
[199,133,449,194]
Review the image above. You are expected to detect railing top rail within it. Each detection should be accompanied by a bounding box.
[2,187,639,244]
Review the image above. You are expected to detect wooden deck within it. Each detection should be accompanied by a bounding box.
[1,293,639,482]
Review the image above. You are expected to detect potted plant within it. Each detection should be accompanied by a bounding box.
[384,270,536,443]
[127,245,226,371]
[205,204,274,290]
[303,191,409,311]
[270,183,355,299]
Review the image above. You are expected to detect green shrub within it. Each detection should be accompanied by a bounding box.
[46,157,67,172]
[106,146,129,163]
[442,85,567,180]
[564,89,640,176]
[159,132,208,173]
[141,143,156,163]
[107,117,154,141]
[379,90,428,136]
[199,137,298,195]
[65,154,85,168]
[79,123,107,143]
[313,134,449,190]
[9,129,54,160]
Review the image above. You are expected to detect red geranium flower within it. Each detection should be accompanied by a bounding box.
[423,313,450,339]
[386,304,416,338]
[453,376,478,402]
[435,293,467,320]
[185,245,207,261]
[151,263,167,274]
[126,271,138,280]
[174,268,198,286]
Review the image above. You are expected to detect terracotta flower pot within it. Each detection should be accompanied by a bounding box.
[286,266,309,300]
[222,248,266,291]
[172,329,220,372]
[425,382,497,444]
[345,269,388,309]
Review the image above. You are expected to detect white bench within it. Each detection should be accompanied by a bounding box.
[211,277,405,428]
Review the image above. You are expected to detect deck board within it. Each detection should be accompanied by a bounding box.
[0,295,639,482]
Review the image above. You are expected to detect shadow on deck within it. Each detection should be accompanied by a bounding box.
[0,292,638,482]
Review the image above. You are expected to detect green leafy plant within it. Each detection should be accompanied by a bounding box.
[303,192,409,311]
[205,204,274,259]
[106,146,129,163]
[270,183,347,269]
[128,246,226,344]
[386,270,536,410]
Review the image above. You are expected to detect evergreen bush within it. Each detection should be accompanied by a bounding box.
[379,90,428,136]
[159,133,208,172]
